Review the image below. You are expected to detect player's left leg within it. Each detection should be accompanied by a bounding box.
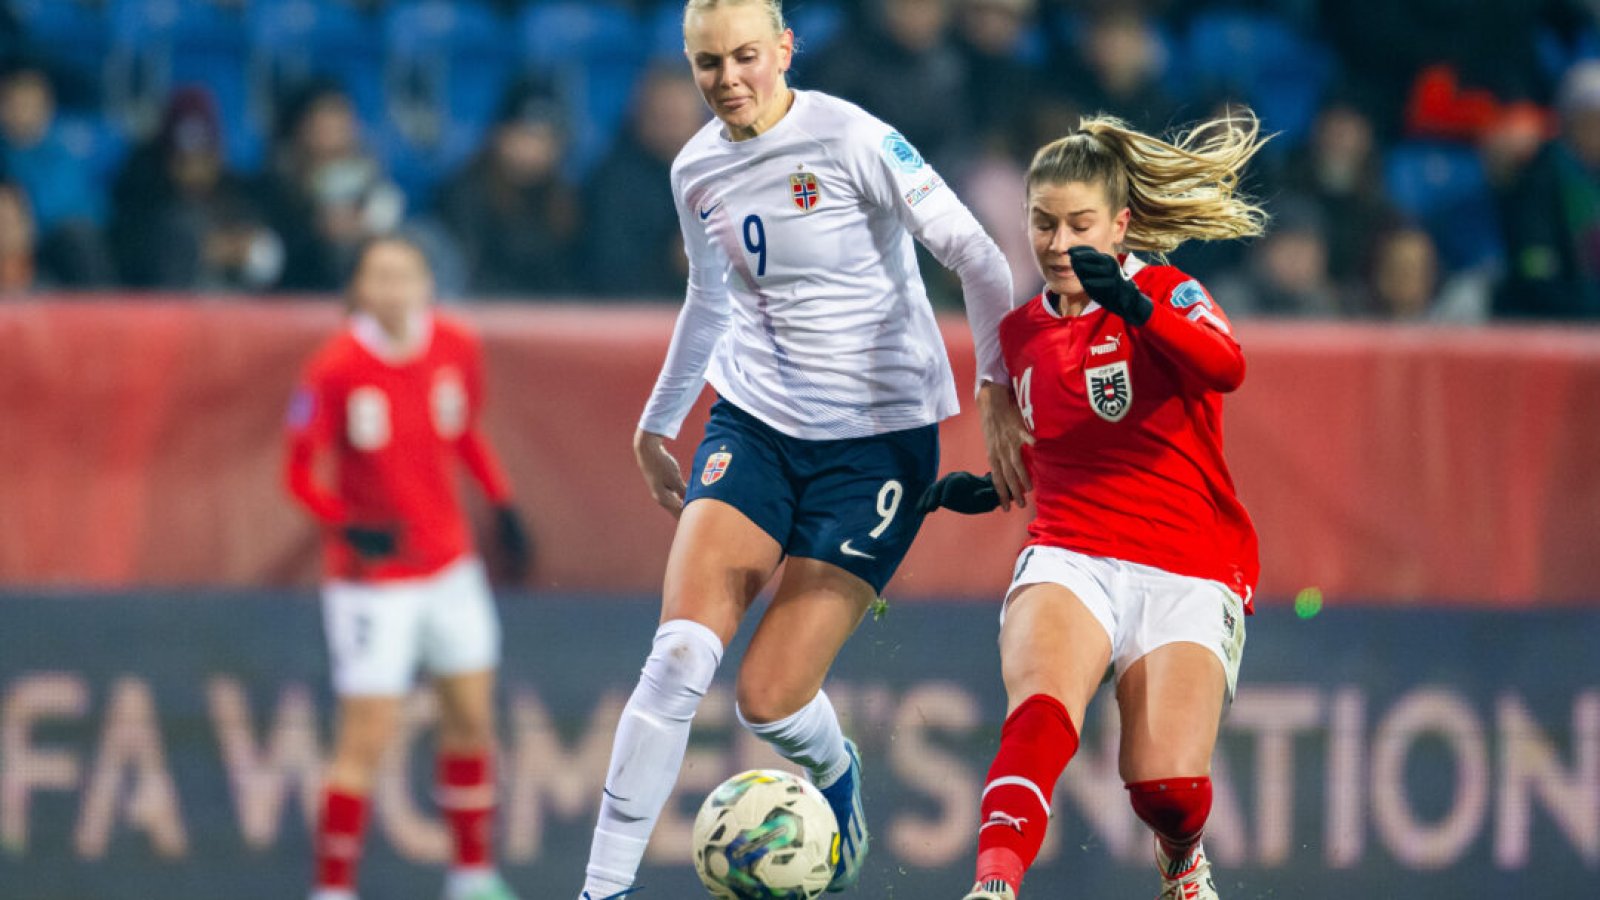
[736,557,877,893]
[1116,643,1229,900]
[1115,571,1245,899]
[735,421,939,892]
[424,558,517,900]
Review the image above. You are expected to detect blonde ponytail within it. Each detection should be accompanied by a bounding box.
[1027,110,1271,258]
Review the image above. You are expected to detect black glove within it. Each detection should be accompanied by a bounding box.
[343,525,397,560]
[494,504,533,583]
[917,471,1002,515]
[1068,246,1154,325]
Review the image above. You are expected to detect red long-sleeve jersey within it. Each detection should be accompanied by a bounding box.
[284,313,512,582]
[1001,256,1259,609]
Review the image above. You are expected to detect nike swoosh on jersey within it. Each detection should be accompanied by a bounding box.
[839,540,876,560]
[698,201,722,220]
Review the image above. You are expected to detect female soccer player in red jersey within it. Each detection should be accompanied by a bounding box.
[285,237,531,900]
[921,111,1270,900]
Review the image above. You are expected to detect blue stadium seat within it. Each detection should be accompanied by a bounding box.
[107,0,258,168]
[8,0,111,105]
[247,0,386,143]
[379,0,514,201]
[516,1,642,179]
[1181,11,1333,148]
[1383,142,1504,271]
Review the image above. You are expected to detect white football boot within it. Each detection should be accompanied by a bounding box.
[1155,839,1220,900]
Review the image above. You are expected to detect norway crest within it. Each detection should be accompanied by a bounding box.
[790,171,820,212]
[1085,361,1132,422]
[701,450,732,485]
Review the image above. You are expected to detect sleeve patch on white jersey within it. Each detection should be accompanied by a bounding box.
[903,173,945,207]
[881,131,926,173]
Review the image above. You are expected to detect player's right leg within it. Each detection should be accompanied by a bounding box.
[578,498,782,900]
[962,552,1114,899]
[313,580,424,900]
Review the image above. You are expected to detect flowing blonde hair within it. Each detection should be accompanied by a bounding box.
[1027,110,1271,259]
[683,0,786,35]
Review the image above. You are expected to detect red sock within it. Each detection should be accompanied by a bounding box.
[314,787,368,890]
[974,694,1079,891]
[1127,776,1212,865]
[438,751,495,869]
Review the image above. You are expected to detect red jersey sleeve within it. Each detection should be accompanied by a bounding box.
[454,331,513,505]
[283,362,346,525]
[1139,273,1246,394]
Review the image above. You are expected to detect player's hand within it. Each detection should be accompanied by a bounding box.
[635,428,687,518]
[493,504,533,583]
[917,471,1001,515]
[977,381,1033,511]
[343,525,397,560]
[1068,246,1154,325]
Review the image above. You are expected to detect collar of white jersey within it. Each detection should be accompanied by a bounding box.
[1039,253,1147,319]
[351,310,435,364]
[717,89,809,147]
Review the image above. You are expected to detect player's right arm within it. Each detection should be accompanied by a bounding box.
[635,163,734,515]
[283,364,347,525]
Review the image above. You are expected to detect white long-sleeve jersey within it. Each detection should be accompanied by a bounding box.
[638,89,1013,441]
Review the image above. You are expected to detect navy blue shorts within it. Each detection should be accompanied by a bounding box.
[684,399,940,594]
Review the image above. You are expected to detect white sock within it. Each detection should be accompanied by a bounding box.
[738,690,851,789]
[583,619,722,895]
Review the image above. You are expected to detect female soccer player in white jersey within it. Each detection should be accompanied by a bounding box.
[286,237,530,900]
[920,112,1269,900]
[576,1,1028,898]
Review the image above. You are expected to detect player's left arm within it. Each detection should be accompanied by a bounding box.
[456,336,532,579]
[848,123,1033,506]
[852,126,1013,388]
[1068,247,1245,393]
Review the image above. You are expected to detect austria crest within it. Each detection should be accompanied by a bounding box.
[1085,361,1132,422]
[701,450,732,485]
[790,171,820,212]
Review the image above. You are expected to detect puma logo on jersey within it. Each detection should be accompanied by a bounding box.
[980,811,1028,834]
[1090,333,1123,356]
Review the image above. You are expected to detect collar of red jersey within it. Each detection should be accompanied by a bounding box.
[1038,253,1146,319]
[351,311,435,363]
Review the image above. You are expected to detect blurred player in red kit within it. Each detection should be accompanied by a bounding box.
[284,236,531,900]
[920,111,1270,900]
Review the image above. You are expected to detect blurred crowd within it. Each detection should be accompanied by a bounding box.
[2,0,1599,320]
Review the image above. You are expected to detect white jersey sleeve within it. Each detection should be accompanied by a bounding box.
[637,170,732,439]
[845,129,1014,388]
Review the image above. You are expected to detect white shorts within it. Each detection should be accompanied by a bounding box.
[322,556,501,697]
[1003,546,1247,698]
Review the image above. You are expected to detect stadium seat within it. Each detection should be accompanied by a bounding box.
[1383,142,1504,271]
[107,0,258,167]
[7,0,111,107]
[246,0,386,146]
[1181,11,1333,148]
[379,0,514,201]
[516,1,643,179]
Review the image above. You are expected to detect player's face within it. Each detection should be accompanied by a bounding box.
[352,242,433,328]
[1027,179,1131,299]
[684,4,794,140]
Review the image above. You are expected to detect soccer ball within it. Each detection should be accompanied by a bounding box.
[692,769,840,899]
